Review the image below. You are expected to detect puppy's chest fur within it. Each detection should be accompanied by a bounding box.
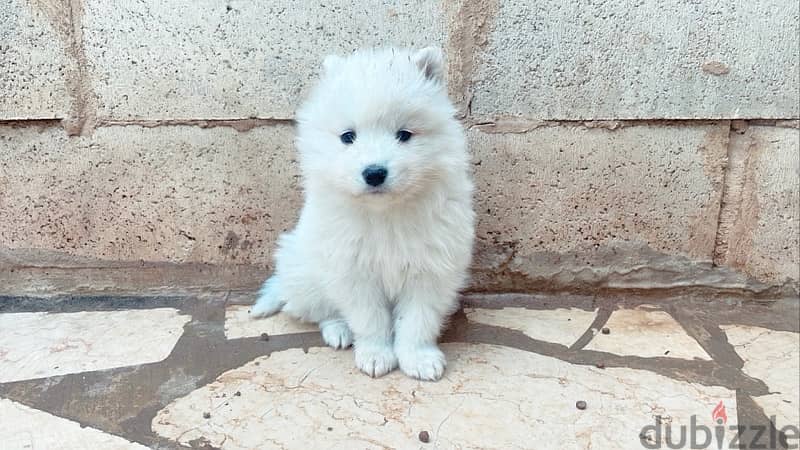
[309,197,470,297]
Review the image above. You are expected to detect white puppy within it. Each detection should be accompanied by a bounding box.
[251,47,474,381]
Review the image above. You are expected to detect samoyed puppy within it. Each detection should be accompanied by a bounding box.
[250,47,474,381]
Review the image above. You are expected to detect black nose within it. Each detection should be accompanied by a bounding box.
[362,165,388,187]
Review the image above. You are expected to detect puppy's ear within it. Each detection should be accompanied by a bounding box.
[322,54,343,74]
[413,47,444,83]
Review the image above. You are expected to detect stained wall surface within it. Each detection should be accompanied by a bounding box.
[1,0,798,295]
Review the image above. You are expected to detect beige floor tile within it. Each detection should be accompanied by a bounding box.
[722,325,800,428]
[224,305,317,339]
[153,343,736,449]
[465,307,597,346]
[585,306,711,360]
[0,308,189,382]
[0,398,148,449]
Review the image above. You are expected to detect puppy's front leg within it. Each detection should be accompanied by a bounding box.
[336,282,397,378]
[394,276,459,381]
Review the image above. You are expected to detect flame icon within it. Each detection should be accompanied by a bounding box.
[712,400,727,425]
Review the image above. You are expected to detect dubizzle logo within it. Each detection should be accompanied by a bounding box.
[711,401,727,426]
[639,400,800,449]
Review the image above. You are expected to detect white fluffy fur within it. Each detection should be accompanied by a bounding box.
[250,47,474,381]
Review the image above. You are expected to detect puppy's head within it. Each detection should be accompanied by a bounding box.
[296,47,465,208]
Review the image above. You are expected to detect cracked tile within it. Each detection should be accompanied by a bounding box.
[224,305,317,339]
[0,398,148,449]
[465,307,597,346]
[0,308,190,383]
[722,325,800,428]
[585,306,711,360]
[153,343,736,449]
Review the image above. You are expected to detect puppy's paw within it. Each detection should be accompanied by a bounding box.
[249,295,284,318]
[354,341,397,378]
[249,282,285,319]
[320,319,353,349]
[397,345,446,381]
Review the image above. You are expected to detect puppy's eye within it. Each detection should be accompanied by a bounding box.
[340,130,356,145]
[396,129,413,142]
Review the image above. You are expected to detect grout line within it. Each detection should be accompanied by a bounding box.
[1,118,796,133]
[711,120,738,267]
[569,299,612,351]
[465,117,800,133]
[0,119,63,127]
[95,117,294,132]
[735,391,791,449]
[445,0,501,120]
[666,303,745,368]
[63,0,97,137]
[712,120,754,266]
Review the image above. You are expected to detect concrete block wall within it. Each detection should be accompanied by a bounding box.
[1,0,798,296]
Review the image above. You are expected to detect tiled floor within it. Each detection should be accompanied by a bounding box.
[1,292,798,449]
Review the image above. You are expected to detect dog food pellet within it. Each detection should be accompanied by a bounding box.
[202,412,211,419]
[418,431,431,443]
[576,401,587,410]
[327,427,333,431]
[234,391,241,397]
[260,332,270,341]
[595,362,605,369]
[601,327,610,335]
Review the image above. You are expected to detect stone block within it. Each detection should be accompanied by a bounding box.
[82,0,448,120]
[471,0,800,120]
[0,124,300,265]
[468,123,731,289]
[0,0,74,119]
